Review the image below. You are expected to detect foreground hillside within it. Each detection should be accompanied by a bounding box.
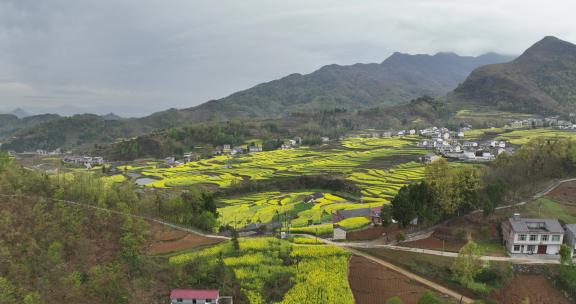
[454,36,576,114]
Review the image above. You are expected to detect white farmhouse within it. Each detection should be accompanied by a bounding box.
[501,214,564,256]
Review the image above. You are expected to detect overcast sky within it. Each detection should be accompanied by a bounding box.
[1,0,575,117]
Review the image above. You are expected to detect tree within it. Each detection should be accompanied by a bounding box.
[386,296,404,304]
[120,232,143,275]
[451,241,484,284]
[0,150,11,173]
[380,205,393,227]
[481,181,506,216]
[559,244,572,266]
[231,229,240,252]
[391,186,417,227]
[418,291,446,304]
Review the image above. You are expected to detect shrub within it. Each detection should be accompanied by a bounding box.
[395,232,406,242]
[386,296,404,304]
[418,291,446,304]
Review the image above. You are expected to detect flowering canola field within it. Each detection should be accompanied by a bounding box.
[169,237,354,304]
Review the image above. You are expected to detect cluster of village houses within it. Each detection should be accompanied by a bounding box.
[508,116,576,130]
[62,155,105,168]
[417,126,514,162]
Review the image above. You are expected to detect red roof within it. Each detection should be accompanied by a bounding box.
[170,289,219,299]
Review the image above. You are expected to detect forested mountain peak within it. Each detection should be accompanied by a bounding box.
[453,36,576,114]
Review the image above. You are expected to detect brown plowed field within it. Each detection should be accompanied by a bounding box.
[547,180,576,204]
[348,255,442,304]
[147,223,223,255]
[490,275,571,304]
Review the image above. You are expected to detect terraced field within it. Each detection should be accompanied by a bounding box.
[461,127,576,143]
[126,136,431,230]
[349,161,425,203]
[495,128,576,145]
[136,136,426,190]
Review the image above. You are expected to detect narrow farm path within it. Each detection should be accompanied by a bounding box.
[0,193,229,240]
[488,177,576,212]
[346,247,475,304]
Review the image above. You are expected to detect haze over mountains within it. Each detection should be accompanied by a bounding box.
[5,35,576,153]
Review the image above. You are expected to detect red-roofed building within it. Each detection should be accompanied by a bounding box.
[170,289,219,304]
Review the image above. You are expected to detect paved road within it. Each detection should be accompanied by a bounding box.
[341,243,562,264]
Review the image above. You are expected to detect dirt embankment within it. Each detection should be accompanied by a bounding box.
[546,180,576,204]
[147,223,223,255]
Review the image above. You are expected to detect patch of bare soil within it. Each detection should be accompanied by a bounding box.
[547,180,576,204]
[490,275,570,304]
[147,223,223,255]
[348,255,440,304]
[401,236,465,253]
[347,226,385,241]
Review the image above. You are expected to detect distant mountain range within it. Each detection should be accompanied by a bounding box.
[0,113,61,141]
[8,108,31,119]
[0,50,513,151]
[7,36,576,153]
[143,52,513,126]
[453,36,576,114]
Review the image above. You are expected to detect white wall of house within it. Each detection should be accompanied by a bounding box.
[504,232,564,255]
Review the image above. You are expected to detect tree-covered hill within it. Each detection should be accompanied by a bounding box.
[453,36,576,114]
[0,113,60,140]
[0,51,511,152]
[145,52,511,124]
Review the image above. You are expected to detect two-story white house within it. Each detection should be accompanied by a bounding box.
[565,224,576,257]
[501,214,564,256]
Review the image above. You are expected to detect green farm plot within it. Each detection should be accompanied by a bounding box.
[169,238,354,304]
